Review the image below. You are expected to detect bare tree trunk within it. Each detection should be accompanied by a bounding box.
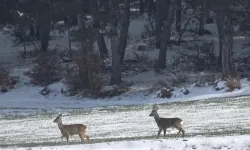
[198,4,204,35]
[155,0,162,49]
[77,12,90,54]
[146,0,156,14]
[97,31,108,59]
[93,0,108,59]
[216,10,235,77]
[29,22,35,37]
[155,0,170,49]
[40,10,50,52]
[67,16,72,58]
[110,29,121,85]
[77,13,86,31]
[158,0,175,69]
[140,0,145,14]
[92,0,100,28]
[110,0,121,85]
[119,0,130,64]
[177,12,194,44]
[0,0,5,24]
[247,0,250,12]
[37,0,51,52]
[22,27,27,57]
[215,14,223,70]
[176,0,181,33]
[146,12,155,34]
[35,13,41,40]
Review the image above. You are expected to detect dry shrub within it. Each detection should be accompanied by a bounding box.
[225,72,241,92]
[157,87,173,98]
[133,51,152,72]
[155,80,174,98]
[0,68,18,93]
[133,51,149,63]
[64,51,103,95]
[24,52,62,86]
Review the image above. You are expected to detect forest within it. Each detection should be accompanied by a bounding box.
[1,0,249,97]
[0,0,250,149]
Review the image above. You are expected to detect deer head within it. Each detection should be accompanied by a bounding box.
[149,104,159,117]
[53,113,62,124]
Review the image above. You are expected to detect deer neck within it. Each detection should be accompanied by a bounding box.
[57,120,64,131]
[154,113,160,123]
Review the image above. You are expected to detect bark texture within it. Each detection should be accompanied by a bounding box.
[110,0,121,85]
[119,0,130,64]
[216,10,235,77]
[158,0,175,69]
[155,0,170,49]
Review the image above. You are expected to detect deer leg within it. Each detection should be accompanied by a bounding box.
[181,128,185,138]
[163,129,166,138]
[175,127,185,138]
[65,133,70,143]
[176,129,181,135]
[61,136,64,144]
[84,135,91,144]
[79,133,84,143]
[174,125,181,137]
[157,128,162,139]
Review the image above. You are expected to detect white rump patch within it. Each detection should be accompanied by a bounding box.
[180,121,184,125]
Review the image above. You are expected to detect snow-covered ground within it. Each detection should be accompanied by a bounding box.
[3,135,250,150]
[0,68,250,110]
[0,95,249,148]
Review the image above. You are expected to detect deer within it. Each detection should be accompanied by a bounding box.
[53,113,91,144]
[149,105,185,138]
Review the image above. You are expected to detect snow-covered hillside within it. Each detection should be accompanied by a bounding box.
[0,68,249,110]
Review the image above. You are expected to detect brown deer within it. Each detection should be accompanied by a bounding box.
[149,105,185,138]
[53,113,91,144]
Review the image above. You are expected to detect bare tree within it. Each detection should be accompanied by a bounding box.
[145,0,156,14]
[216,9,235,77]
[215,12,223,70]
[140,0,145,14]
[198,2,204,35]
[155,0,170,49]
[176,0,182,33]
[65,15,72,58]
[92,0,108,60]
[119,0,131,64]
[109,0,131,85]
[109,0,121,85]
[158,0,176,69]
[209,0,235,76]
[39,2,51,52]
[35,12,41,40]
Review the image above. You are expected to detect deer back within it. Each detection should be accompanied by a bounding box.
[61,124,87,136]
[157,117,183,129]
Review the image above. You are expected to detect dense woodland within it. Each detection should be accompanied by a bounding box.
[0,0,250,97]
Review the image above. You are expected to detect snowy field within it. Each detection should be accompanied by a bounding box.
[2,135,250,150]
[0,96,250,149]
